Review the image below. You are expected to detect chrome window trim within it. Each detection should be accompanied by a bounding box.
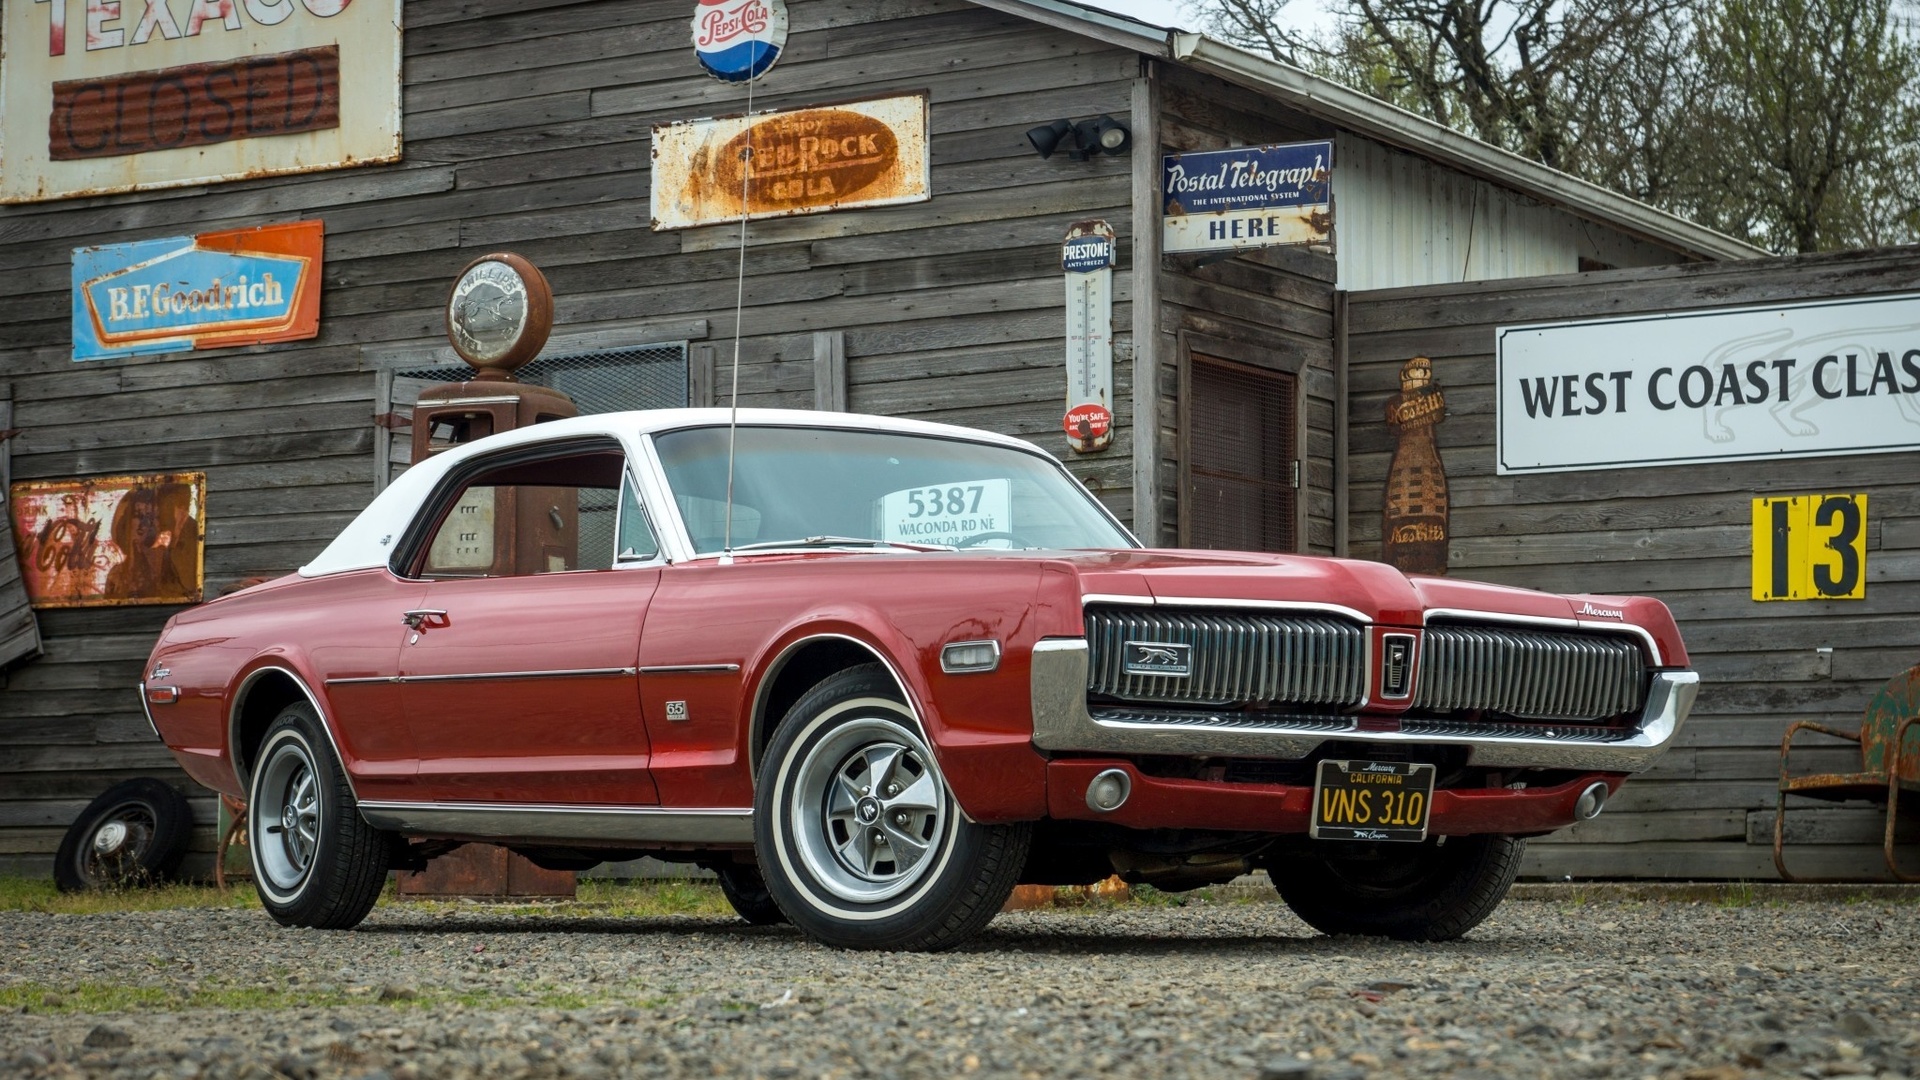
[227,665,359,798]
[1422,607,1664,666]
[1031,638,1699,773]
[612,464,668,568]
[356,801,754,844]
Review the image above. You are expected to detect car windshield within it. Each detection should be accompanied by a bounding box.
[651,425,1136,554]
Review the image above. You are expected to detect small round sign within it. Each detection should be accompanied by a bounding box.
[445,252,553,377]
[692,0,788,83]
[1064,403,1113,444]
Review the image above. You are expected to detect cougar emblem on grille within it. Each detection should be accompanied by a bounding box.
[1123,641,1191,677]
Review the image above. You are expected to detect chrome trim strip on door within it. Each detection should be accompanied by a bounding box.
[324,667,638,687]
[638,663,742,674]
[355,801,755,844]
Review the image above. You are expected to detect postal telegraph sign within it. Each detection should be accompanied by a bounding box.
[1161,140,1333,254]
[1497,293,1920,473]
[71,220,324,361]
[1,0,400,203]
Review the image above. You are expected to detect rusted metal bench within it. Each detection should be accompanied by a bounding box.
[1773,664,1920,882]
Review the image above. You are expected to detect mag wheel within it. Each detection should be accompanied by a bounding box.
[248,703,392,929]
[756,664,1029,951]
[53,778,193,892]
[1271,834,1525,942]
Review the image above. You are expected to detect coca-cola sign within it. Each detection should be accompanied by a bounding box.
[692,0,788,83]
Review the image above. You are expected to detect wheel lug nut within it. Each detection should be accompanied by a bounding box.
[887,784,900,796]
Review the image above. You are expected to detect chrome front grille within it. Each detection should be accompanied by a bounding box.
[1413,624,1646,721]
[1084,607,1368,707]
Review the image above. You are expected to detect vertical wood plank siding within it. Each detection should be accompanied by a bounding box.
[1344,248,1920,880]
[0,0,1142,871]
[1331,134,1683,291]
[1153,64,1337,551]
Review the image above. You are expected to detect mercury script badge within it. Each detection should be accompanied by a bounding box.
[1123,641,1192,677]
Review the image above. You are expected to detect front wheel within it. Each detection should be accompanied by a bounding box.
[248,703,392,929]
[755,665,1029,951]
[1270,834,1525,941]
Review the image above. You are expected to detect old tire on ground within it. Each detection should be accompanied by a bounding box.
[248,702,392,929]
[53,778,194,892]
[715,863,788,925]
[1271,834,1525,941]
[756,664,1030,951]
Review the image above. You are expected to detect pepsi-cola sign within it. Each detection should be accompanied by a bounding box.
[692,0,788,83]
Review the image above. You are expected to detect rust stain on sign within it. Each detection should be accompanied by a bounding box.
[651,93,929,230]
[50,46,341,162]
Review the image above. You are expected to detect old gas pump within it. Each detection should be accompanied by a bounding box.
[393,252,582,900]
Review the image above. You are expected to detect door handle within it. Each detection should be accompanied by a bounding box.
[402,609,448,629]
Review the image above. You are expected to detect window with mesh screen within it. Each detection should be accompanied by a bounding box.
[395,343,689,417]
[1183,353,1298,552]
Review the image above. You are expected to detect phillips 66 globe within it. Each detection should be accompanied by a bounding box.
[445,252,554,377]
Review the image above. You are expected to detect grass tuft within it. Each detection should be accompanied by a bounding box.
[0,878,258,914]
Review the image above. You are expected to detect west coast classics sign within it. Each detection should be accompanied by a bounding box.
[1161,140,1333,254]
[651,94,930,230]
[72,220,324,362]
[1,0,401,203]
[1497,293,1920,474]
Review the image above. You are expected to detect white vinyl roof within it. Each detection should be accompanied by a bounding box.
[970,0,1764,262]
[299,409,1043,578]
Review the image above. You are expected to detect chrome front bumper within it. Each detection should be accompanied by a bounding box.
[1029,638,1699,773]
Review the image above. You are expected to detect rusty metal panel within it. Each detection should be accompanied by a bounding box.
[8,472,205,608]
[650,93,931,231]
[1,0,400,203]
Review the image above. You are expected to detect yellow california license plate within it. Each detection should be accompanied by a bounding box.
[1310,759,1435,842]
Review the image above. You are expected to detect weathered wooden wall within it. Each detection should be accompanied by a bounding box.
[1344,247,1920,880]
[1149,63,1339,551]
[0,0,1146,873]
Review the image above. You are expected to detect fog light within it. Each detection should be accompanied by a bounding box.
[1086,768,1131,812]
[941,640,1001,674]
[1574,781,1609,821]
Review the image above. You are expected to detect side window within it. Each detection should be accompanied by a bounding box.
[616,471,660,562]
[414,444,626,578]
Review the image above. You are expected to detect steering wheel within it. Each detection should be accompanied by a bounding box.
[958,531,1039,549]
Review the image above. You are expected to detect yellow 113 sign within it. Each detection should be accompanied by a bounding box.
[1751,494,1867,601]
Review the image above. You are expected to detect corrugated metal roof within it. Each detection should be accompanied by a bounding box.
[967,0,1765,263]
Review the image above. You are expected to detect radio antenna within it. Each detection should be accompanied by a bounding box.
[720,69,758,566]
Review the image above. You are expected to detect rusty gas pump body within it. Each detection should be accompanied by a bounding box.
[392,253,582,900]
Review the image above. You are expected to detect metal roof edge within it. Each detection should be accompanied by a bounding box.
[964,0,1178,55]
[1167,34,1767,262]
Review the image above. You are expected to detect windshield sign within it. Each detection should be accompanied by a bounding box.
[879,480,1012,545]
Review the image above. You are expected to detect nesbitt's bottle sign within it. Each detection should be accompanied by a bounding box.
[692,0,788,83]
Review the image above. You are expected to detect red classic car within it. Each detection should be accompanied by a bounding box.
[142,410,1697,950]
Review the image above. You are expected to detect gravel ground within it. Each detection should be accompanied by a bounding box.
[2,888,1917,1079]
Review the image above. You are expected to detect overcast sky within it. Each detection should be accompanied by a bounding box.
[1078,0,1197,30]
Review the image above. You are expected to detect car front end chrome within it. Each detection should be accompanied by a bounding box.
[1030,637,1699,773]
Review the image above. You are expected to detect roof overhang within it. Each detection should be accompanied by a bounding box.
[966,0,1765,262]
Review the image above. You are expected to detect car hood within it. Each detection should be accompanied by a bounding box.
[1058,549,1688,666]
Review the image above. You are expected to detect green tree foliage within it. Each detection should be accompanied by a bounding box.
[1196,0,1920,252]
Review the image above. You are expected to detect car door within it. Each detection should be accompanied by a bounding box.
[396,438,663,806]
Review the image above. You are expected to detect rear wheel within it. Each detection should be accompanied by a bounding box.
[755,665,1029,951]
[716,863,787,925]
[1271,834,1524,941]
[248,703,392,929]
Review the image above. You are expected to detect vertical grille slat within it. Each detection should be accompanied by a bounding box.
[1083,607,1369,708]
[1411,623,1646,721]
